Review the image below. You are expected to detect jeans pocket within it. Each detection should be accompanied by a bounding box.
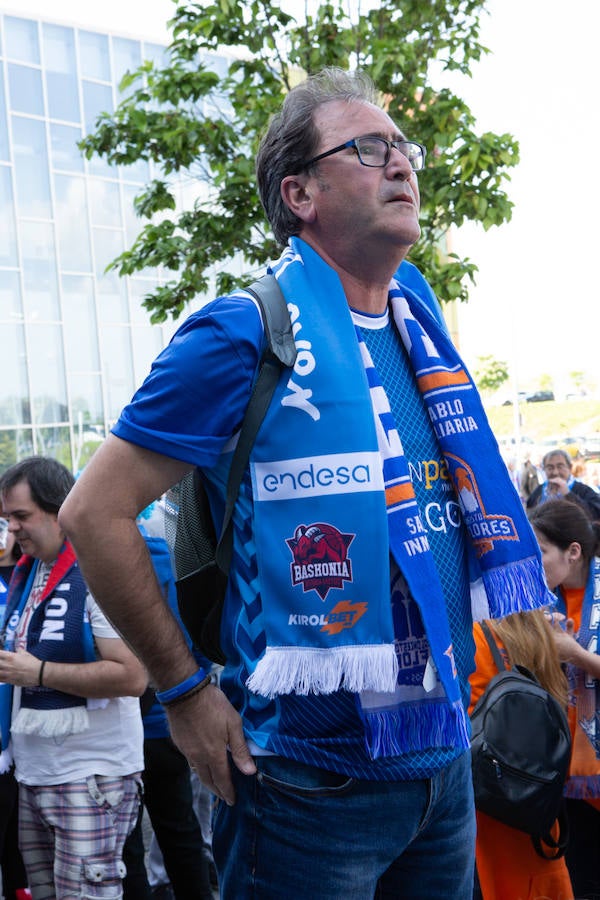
[255,755,354,799]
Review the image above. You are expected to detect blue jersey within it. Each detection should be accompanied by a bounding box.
[114,264,474,781]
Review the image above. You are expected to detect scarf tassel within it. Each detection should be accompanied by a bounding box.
[363,699,470,760]
[247,644,398,699]
[564,775,600,800]
[0,747,13,775]
[12,705,90,738]
[478,555,554,621]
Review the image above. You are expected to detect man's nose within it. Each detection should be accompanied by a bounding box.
[386,145,413,179]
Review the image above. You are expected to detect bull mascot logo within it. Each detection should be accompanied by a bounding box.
[287,523,354,600]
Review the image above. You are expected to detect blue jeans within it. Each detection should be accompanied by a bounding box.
[213,751,475,899]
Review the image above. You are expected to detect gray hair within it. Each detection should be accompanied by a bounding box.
[542,449,572,469]
[256,67,380,245]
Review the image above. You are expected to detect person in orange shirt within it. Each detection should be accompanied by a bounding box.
[469,610,573,900]
[528,498,600,900]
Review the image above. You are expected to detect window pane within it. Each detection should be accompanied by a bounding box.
[0,166,18,266]
[99,325,134,422]
[53,174,92,272]
[12,115,52,218]
[0,67,9,161]
[61,274,100,370]
[112,37,141,98]
[121,157,150,184]
[46,71,80,123]
[0,269,22,322]
[96,279,129,323]
[71,375,104,424]
[0,430,34,473]
[50,123,84,172]
[82,80,115,178]
[3,17,40,65]
[71,383,105,472]
[132,324,164,386]
[28,323,67,423]
[35,426,72,469]
[7,63,44,116]
[78,30,110,81]
[143,43,170,68]
[43,24,80,122]
[122,182,142,246]
[93,228,128,321]
[0,323,30,425]
[88,178,122,227]
[82,79,113,133]
[128,279,155,325]
[20,221,60,320]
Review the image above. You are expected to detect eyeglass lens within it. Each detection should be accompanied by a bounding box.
[356,137,424,170]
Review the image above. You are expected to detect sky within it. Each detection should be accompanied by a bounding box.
[4,0,599,397]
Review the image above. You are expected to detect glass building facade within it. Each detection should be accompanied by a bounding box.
[0,12,200,474]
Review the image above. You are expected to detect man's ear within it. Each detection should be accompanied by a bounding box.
[280,174,316,225]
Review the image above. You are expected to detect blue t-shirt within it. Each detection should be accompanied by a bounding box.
[114,264,474,781]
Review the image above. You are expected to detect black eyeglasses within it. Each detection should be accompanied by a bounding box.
[302,136,426,171]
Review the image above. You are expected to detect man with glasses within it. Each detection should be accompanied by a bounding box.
[61,68,551,899]
[527,448,600,519]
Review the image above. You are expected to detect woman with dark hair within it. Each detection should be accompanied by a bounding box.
[529,498,600,900]
[469,609,573,899]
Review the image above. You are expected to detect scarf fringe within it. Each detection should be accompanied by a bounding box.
[470,577,490,622]
[12,705,90,738]
[564,775,600,800]
[0,747,13,774]
[480,556,554,620]
[247,644,398,699]
[363,699,470,760]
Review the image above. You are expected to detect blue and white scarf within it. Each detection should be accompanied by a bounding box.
[247,238,553,759]
[0,543,97,750]
[555,556,600,798]
[540,474,576,503]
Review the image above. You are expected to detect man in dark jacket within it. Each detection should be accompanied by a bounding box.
[527,449,600,520]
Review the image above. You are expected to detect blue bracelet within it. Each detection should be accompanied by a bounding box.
[155,668,208,706]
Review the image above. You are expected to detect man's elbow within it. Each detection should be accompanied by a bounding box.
[58,488,86,544]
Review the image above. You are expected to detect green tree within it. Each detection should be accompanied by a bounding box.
[538,373,554,392]
[472,354,509,395]
[81,0,519,323]
[569,371,586,393]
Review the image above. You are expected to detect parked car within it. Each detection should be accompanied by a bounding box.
[501,392,527,406]
[525,390,555,403]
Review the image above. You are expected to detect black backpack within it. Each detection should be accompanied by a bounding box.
[165,275,296,665]
[470,621,572,859]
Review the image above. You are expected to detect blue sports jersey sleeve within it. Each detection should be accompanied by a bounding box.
[112,294,265,467]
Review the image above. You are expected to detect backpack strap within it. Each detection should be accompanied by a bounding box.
[215,274,297,574]
[480,620,508,673]
[247,275,297,369]
[531,803,569,859]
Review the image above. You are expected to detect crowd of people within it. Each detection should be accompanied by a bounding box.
[0,66,598,899]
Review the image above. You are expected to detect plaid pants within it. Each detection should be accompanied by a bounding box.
[19,773,142,900]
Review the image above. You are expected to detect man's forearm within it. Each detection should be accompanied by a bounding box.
[39,657,148,698]
[72,520,197,690]
[59,436,197,691]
